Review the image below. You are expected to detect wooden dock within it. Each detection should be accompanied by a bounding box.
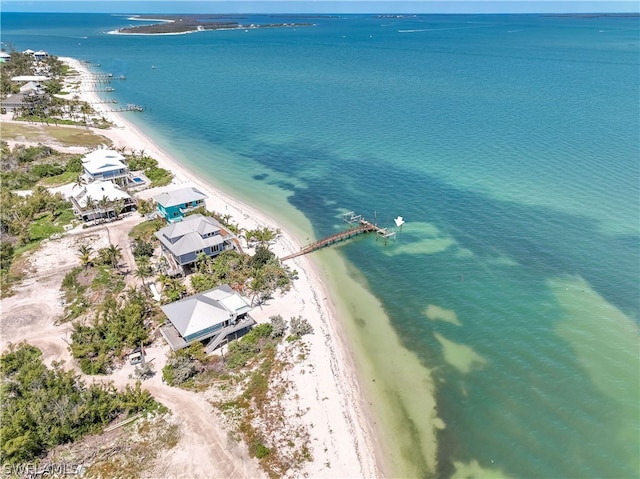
[104,104,144,112]
[280,211,396,262]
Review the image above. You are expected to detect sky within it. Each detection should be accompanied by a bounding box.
[1,0,638,14]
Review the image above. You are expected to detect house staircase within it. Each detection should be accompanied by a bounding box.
[205,316,256,353]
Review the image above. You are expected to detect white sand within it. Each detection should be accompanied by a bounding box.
[57,57,382,478]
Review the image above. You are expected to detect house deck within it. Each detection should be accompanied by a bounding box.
[160,314,256,352]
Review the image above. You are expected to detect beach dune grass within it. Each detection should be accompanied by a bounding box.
[1,123,112,148]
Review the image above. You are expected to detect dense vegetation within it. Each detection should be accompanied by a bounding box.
[0,142,79,293]
[69,287,155,374]
[126,154,172,187]
[0,49,66,97]
[1,48,113,127]
[1,142,83,190]
[189,245,294,306]
[0,343,163,465]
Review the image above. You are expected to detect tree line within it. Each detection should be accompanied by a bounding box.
[0,343,163,465]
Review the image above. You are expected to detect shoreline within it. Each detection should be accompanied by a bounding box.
[60,57,384,478]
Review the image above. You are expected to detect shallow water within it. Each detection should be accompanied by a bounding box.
[2,12,639,478]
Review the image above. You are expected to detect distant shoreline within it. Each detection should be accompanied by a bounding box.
[112,14,314,35]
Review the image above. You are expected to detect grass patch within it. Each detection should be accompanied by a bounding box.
[29,213,64,242]
[0,123,112,148]
[129,219,164,241]
[55,208,77,225]
[48,125,112,146]
[38,169,79,186]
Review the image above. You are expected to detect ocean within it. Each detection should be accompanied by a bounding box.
[2,12,638,479]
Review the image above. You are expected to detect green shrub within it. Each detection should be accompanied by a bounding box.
[162,355,196,386]
[132,239,154,258]
[0,344,162,464]
[269,315,286,338]
[254,443,271,459]
[289,316,313,337]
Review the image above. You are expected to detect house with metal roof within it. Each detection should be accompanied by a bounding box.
[19,81,43,94]
[69,180,135,222]
[154,214,236,272]
[81,149,129,186]
[33,50,49,60]
[159,284,256,352]
[153,186,208,223]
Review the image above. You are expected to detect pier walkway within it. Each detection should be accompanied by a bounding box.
[280,212,396,262]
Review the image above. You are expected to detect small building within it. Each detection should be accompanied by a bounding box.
[0,52,10,62]
[19,81,43,94]
[153,186,208,223]
[70,180,135,222]
[33,50,49,60]
[154,214,236,270]
[81,149,129,186]
[160,284,256,352]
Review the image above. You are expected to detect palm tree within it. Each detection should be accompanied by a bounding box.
[72,175,85,191]
[247,271,266,307]
[162,277,186,303]
[84,195,96,221]
[77,244,94,270]
[133,268,150,291]
[221,213,232,226]
[105,243,122,270]
[157,273,170,291]
[136,255,152,275]
[80,103,93,126]
[98,195,111,220]
[195,252,209,274]
[112,198,126,219]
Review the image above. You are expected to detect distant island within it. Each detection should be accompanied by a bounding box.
[116,14,314,34]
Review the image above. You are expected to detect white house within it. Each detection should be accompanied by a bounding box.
[19,81,43,94]
[70,180,135,222]
[81,149,129,186]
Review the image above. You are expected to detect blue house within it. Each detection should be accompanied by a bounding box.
[153,186,208,223]
[154,214,236,269]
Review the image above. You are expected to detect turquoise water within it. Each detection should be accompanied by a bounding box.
[2,13,639,478]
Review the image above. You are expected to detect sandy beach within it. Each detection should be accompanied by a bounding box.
[22,56,382,477]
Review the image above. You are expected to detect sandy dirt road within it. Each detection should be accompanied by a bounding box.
[0,220,263,479]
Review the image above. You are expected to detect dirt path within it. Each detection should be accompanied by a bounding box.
[0,219,263,479]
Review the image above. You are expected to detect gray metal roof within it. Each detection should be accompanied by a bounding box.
[154,214,225,257]
[153,187,208,208]
[161,285,251,338]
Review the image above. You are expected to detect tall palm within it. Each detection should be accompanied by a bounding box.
[195,252,209,274]
[84,195,96,220]
[133,268,150,291]
[72,175,85,191]
[105,243,122,270]
[247,271,266,307]
[112,198,126,219]
[162,277,186,303]
[98,195,111,220]
[77,244,93,270]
